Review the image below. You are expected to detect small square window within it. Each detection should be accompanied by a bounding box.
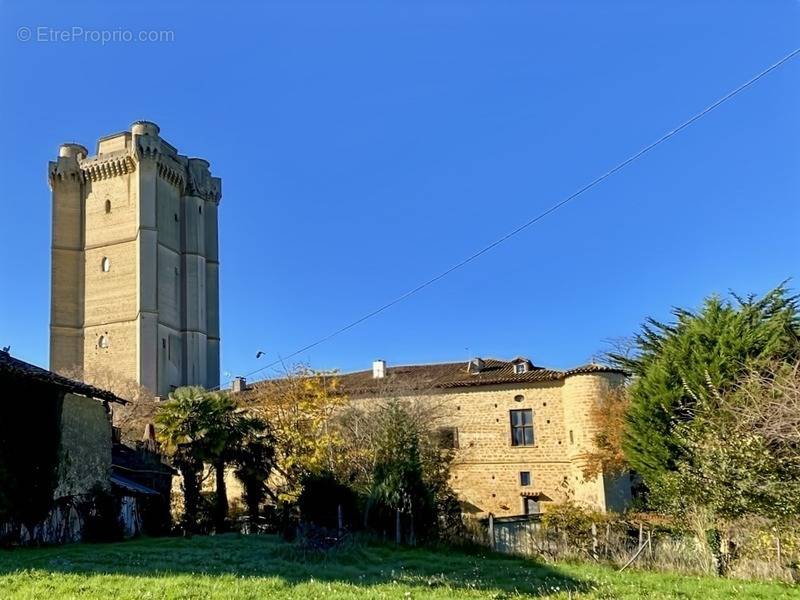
[514,363,526,374]
[520,471,531,486]
[436,427,459,449]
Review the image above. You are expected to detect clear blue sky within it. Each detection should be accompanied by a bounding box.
[1,1,798,385]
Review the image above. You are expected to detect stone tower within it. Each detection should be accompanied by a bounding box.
[49,121,221,396]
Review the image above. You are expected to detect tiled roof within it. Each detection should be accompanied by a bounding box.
[110,473,160,496]
[331,359,626,397]
[0,350,125,404]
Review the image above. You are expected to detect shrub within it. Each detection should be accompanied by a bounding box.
[298,471,360,530]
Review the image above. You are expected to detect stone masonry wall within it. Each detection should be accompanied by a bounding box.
[54,392,112,499]
[350,371,628,517]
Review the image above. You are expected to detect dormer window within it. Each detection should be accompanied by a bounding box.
[467,357,485,374]
[511,357,532,374]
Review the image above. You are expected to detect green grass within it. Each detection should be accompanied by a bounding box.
[0,534,797,599]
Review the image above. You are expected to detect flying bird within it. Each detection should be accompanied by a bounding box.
[256,351,266,359]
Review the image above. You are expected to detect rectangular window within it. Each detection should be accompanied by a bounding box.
[519,471,531,486]
[436,427,459,450]
[510,409,534,446]
[524,497,541,515]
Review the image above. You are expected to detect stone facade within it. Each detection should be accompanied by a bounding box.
[49,121,221,396]
[54,392,113,499]
[345,360,630,517]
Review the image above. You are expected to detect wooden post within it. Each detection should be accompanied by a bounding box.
[638,522,643,548]
[488,513,495,550]
[605,523,611,559]
[395,509,401,545]
[647,530,653,560]
[337,504,343,535]
[591,523,598,560]
[777,535,782,566]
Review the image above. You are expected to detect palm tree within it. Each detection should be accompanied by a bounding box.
[155,386,210,534]
[199,392,239,532]
[156,387,239,533]
[231,415,276,524]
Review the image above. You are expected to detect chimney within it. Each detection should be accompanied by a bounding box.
[142,423,157,452]
[372,359,387,379]
[232,376,247,393]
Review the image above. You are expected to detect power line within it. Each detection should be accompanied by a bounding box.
[217,45,800,391]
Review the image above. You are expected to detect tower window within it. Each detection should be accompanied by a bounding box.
[98,335,109,349]
[514,394,525,402]
[520,471,531,486]
[199,205,203,214]
[104,199,111,214]
[569,430,574,444]
[174,213,179,222]
[101,257,111,272]
[510,409,534,446]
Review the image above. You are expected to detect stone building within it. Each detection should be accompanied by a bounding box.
[48,121,221,396]
[0,349,120,543]
[337,357,631,516]
[0,349,172,543]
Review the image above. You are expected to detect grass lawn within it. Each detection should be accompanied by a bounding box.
[0,534,797,599]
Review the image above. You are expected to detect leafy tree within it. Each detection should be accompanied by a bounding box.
[365,400,437,543]
[582,386,630,478]
[336,391,463,541]
[676,360,800,521]
[241,367,346,501]
[612,286,800,509]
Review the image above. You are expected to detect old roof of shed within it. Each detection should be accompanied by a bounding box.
[327,359,626,397]
[0,350,125,404]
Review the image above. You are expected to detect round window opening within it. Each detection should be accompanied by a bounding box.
[98,335,109,348]
[101,257,111,272]
[514,394,525,403]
